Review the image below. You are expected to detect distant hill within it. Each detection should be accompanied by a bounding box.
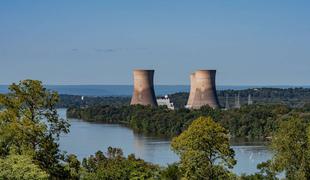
[57,87,310,108]
[1,85,310,96]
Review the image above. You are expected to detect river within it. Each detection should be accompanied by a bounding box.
[58,109,272,175]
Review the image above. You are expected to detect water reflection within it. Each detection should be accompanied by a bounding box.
[233,146,272,175]
[58,109,272,175]
[132,135,177,165]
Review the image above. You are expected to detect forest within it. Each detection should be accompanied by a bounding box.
[67,103,310,138]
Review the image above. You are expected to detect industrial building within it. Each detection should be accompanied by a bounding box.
[186,70,220,109]
[186,73,196,108]
[157,95,175,110]
[130,69,220,109]
[130,69,158,106]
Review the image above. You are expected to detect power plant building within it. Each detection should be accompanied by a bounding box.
[131,69,158,106]
[157,95,175,110]
[186,70,220,109]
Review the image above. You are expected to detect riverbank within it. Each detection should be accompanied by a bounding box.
[67,103,310,139]
[58,109,272,175]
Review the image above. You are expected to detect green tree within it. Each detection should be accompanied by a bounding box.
[81,147,160,180]
[0,153,49,179]
[160,163,181,180]
[268,117,310,179]
[171,116,236,180]
[64,154,81,179]
[0,80,70,178]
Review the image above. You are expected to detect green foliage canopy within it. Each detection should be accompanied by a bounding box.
[0,153,49,180]
[171,117,236,180]
[268,117,310,179]
[81,147,160,180]
[0,80,70,178]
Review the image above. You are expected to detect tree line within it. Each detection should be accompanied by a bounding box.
[67,103,310,138]
[58,87,310,109]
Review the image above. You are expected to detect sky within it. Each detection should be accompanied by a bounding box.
[0,0,309,85]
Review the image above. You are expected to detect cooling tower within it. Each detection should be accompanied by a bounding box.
[187,70,220,109]
[186,73,196,108]
[130,69,158,106]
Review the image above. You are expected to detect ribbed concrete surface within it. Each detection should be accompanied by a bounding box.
[187,70,220,109]
[186,73,196,107]
[130,69,158,106]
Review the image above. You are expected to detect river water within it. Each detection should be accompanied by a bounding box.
[58,109,272,175]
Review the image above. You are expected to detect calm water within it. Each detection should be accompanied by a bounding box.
[57,109,272,175]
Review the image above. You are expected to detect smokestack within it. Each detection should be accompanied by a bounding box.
[187,70,220,109]
[131,69,158,106]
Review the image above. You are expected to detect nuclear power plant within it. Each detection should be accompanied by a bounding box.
[130,69,220,109]
[186,70,220,109]
[130,69,158,106]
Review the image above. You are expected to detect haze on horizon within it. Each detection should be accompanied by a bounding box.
[0,0,309,86]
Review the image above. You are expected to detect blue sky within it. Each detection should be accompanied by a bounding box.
[0,0,309,85]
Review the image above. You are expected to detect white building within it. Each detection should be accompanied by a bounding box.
[157,95,175,110]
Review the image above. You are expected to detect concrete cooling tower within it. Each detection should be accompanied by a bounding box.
[186,73,196,108]
[130,69,158,106]
[186,70,220,109]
